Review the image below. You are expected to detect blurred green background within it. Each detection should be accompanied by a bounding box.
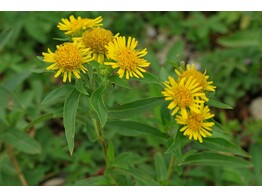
[0,12,262,185]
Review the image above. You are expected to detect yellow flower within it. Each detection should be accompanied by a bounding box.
[57,15,103,36]
[162,76,207,116]
[175,104,215,143]
[175,64,216,92]
[74,27,117,64]
[42,42,93,82]
[104,36,150,79]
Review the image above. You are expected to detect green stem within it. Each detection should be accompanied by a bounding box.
[167,154,175,183]
[94,118,108,166]
[6,145,28,186]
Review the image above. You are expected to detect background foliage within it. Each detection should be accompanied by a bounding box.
[0,11,262,186]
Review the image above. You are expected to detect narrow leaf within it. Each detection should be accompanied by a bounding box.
[131,72,163,86]
[75,79,89,95]
[106,141,115,164]
[154,152,168,182]
[108,75,131,89]
[107,120,168,139]
[201,137,250,158]
[63,89,80,155]
[0,130,41,154]
[108,96,164,119]
[90,85,108,127]
[0,28,13,49]
[41,85,74,105]
[116,167,158,185]
[207,99,233,109]
[179,152,252,168]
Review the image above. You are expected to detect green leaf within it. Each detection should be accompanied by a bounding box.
[75,79,89,96]
[0,86,23,110]
[154,152,168,183]
[131,72,163,86]
[41,85,74,105]
[3,71,31,91]
[36,56,44,61]
[0,29,13,50]
[218,30,261,48]
[115,167,158,185]
[23,112,63,132]
[108,75,131,89]
[63,89,81,155]
[179,152,252,168]
[107,120,168,139]
[108,96,164,119]
[74,176,109,185]
[106,141,115,164]
[0,130,41,154]
[90,85,108,127]
[165,130,187,154]
[201,137,250,157]
[207,99,233,109]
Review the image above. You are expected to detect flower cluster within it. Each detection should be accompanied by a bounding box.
[42,15,150,82]
[162,64,216,143]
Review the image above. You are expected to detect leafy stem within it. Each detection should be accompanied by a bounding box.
[166,154,175,183]
[6,144,28,186]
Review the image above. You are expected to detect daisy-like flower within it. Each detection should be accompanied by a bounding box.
[175,104,215,143]
[104,36,150,79]
[74,27,117,64]
[162,76,207,116]
[57,15,103,37]
[42,42,93,82]
[175,64,216,92]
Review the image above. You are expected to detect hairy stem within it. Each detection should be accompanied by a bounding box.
[6,145,28,186]
[94,118,108,166]
[167,154,175,183]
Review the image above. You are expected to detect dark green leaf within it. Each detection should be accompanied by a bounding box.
[131,72,163,86]
[74,176,109,185]
[23,112,62,132]
[0,130,41,154]
[201,137,250,157]
[107,120,168,139]
[75,79,89,95]
[41,85,74,105]
[108,75,131,89]
[154,152,168,182]
[90,85,108,127]
[115,167,158,185]
[3,71,31,91]
[179,152,252,168]
[0,86,23,110]
[207,99,233,109]
[0,29,13,50]
[63,89,81,155]
[106,141,115,164]
[165,130,187,154]
[108,96,164,119]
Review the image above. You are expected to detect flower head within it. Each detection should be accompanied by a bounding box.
[42,42,93,82]
[104,36,150,79]
[57,15,103,37]
[74,27,116,64]
[162,76,207,116]
[175,64,216,92]
[175,104,215,143]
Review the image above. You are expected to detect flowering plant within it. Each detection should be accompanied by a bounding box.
[38,15,251,185]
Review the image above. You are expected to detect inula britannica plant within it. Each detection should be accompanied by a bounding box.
[37,14,252,185]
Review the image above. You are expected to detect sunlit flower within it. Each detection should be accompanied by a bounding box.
[175,64,216,92]
[57,15,103,36]
[42,42,93,82]
[162,76,207,116]
[104,36,150,79]
[175,104,214,143]
[74,27,117,64]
